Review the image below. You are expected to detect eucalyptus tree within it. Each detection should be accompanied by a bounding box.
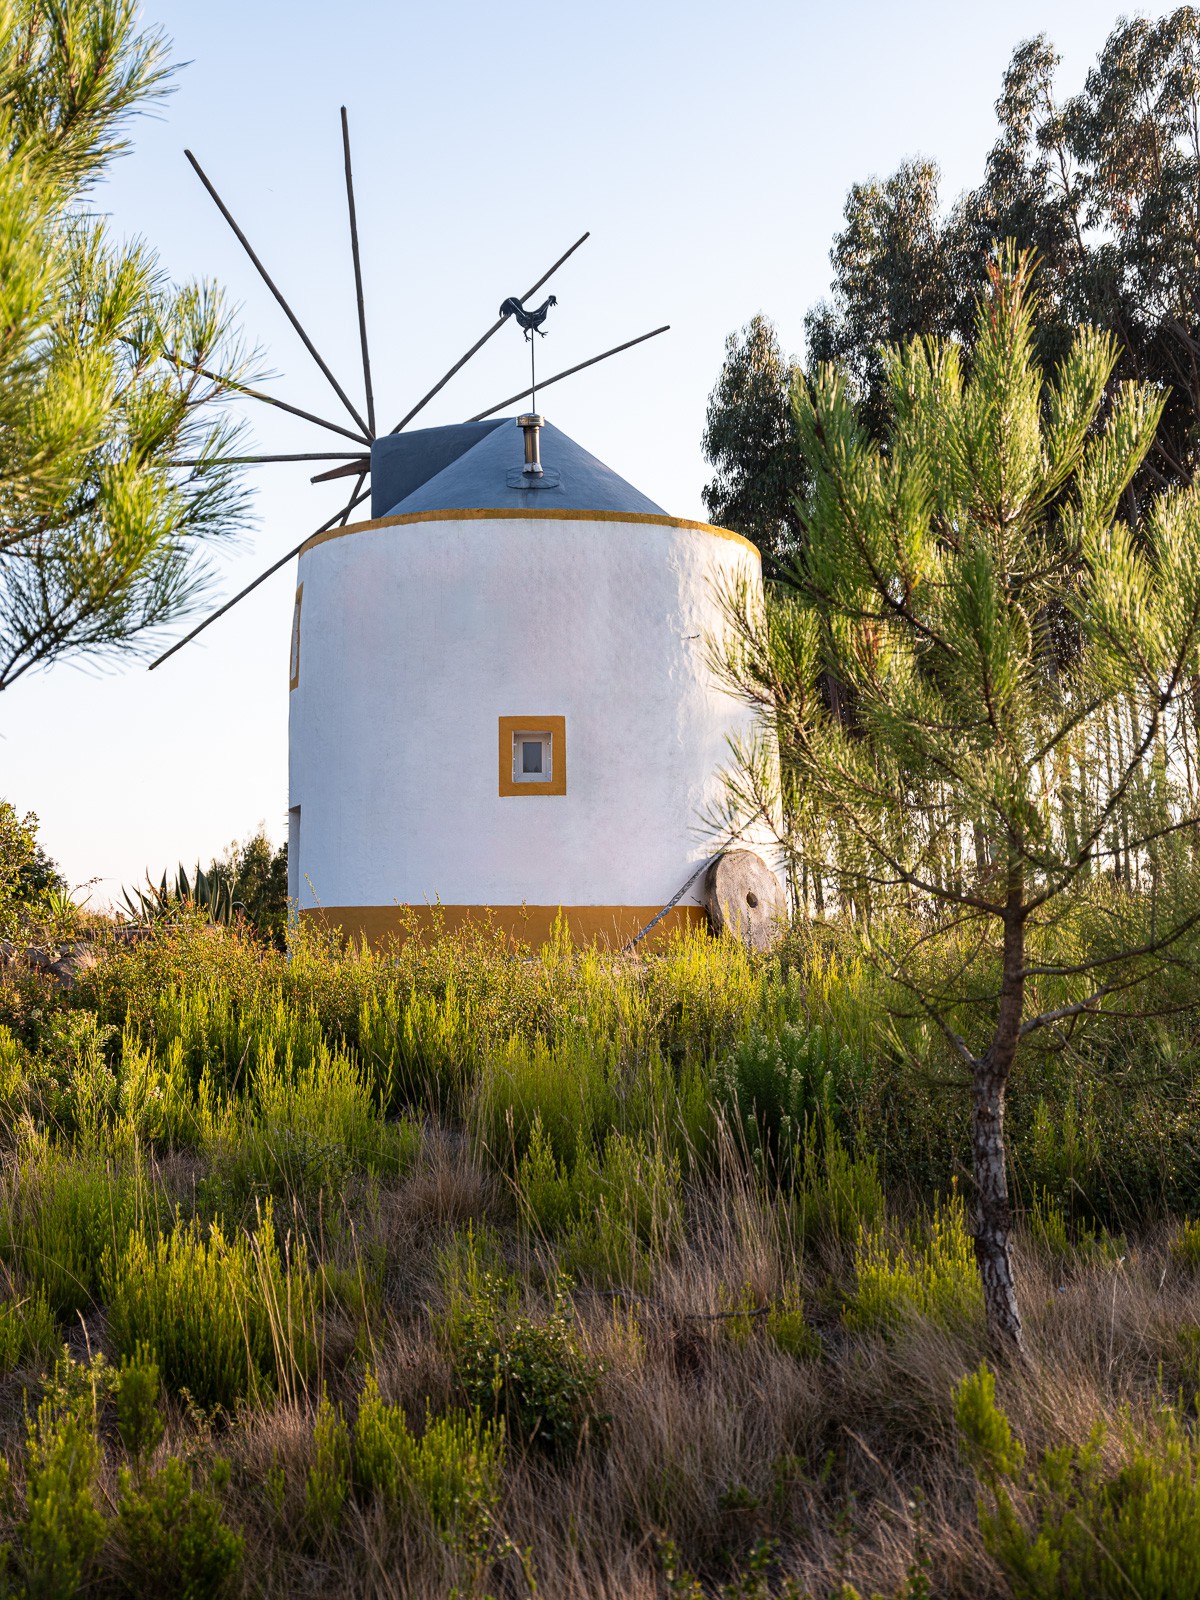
[701,315,806,568]
[715,254,1200,1353]
[708,8,1200,568]
[0,0,251,690]
[806,9,1200,505]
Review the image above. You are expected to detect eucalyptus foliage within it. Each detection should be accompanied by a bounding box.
[0,0,253,690]
[708,11,1200,561]
[807,9,1200,501]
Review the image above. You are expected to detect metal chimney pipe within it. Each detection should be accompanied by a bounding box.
[517,413,544,476]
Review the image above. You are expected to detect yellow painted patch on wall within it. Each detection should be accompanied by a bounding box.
[498,715,567,796]
[298,505,762,562]
[288,583,303,691]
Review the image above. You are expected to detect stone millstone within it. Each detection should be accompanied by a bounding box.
[702,850,786,952]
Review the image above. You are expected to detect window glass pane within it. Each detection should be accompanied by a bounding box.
[522,739,543,774]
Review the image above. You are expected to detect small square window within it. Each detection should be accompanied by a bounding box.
[498,716,566,796]
[512,731,552,782]
[518,735,548,778]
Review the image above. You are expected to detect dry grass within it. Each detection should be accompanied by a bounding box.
[0,1150,1182,1598]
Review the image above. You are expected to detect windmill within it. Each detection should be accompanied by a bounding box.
[150,107,782,953]
[150,108,669,672]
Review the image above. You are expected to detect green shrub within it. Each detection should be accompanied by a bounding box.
[353,1376,504,1552]
[713,1021,870,1175]
[117,1025,198,1149]
[0,1141,155,1317]
[793,1120,885,1246]
[117,1455,244,1600]
[17,1351,109,1600]
[116,1343,165,1463]
[1171,1218,1200,1270]
[440,1243,603,1453]
[0,1282,58,1372]
[304,1392,351,1542]
[846,1190,982,1335]
[518,1116,682,1284]
[359,978,481,1114]
[43,1011,119,1148]
[955,1363,1200,1598]
[722,1282,822,1360]
[204,1038,414,1207]
[104,1208,314,1410]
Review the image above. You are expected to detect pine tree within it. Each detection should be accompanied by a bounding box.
[715,251,1200,1352]
[0,0,252,690]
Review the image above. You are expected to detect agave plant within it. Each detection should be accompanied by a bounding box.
[119,864,237,928]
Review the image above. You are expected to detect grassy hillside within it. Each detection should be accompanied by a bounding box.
[0,915,1198,1597]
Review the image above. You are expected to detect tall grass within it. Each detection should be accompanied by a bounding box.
[103,1206,315,1410]
[0,914,1198,1594]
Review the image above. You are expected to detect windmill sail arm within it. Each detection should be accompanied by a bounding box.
[163,354,369,445]
[384,231,590,436]
[311,456,371,483]
[468,325,671,422]
[148,483,371,671]
[185,148,372,438]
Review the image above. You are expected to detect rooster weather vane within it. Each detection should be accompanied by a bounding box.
[499,292,556,417]
[151,111,669,670]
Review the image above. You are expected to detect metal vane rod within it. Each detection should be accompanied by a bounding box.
[185,148,372,439]
[469,324,671,421]
[166,356,369,444]
[311,457,370,483]
[148,483,372,671]
[339,471,368,525]
[386,230,590,435]
[172,453,368,467]
[340,107,376,437]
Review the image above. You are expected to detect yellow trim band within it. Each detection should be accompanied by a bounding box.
[298,506,761,562]
[299,903,706,950]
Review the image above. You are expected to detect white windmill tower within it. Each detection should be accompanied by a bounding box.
[155,111,784,950]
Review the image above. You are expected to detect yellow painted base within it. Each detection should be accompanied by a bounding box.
[298,903,707,951]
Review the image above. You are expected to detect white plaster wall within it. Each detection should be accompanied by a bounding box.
[288,514,767,911]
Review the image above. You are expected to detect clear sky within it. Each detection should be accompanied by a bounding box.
[1,0,1179,904]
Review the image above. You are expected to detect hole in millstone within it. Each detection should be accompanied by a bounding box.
[746,891,759,908]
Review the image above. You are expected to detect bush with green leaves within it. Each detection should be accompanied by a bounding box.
[791,1120,884,1248]
[1171,1219,1200,1271]
[13,1350,110,1600]
[353,1376,505,1553]
[304,1393,351,1544]
[714,1021,870,1175]
[0,801,64,939]
[103,1207,314,1411]
[439,1240,604,1454]
[202,1036,414,1209]
[110,1343,245,1598]
[0,1280,58,1373]
[518,1115,682,1284]
[956,1364,1200,1598]
[116,1343,166,1463]
[721,1282,822,1361]
[0,1140,156,1317]
[847,1190,982,1336]
[117,1455,244,1600]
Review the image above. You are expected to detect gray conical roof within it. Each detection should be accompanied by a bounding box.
[369,419,665,519]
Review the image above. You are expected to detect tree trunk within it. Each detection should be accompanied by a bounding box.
[972,895,1026,1357]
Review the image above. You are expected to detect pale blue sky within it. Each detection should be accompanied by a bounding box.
[2,0,1179,901]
